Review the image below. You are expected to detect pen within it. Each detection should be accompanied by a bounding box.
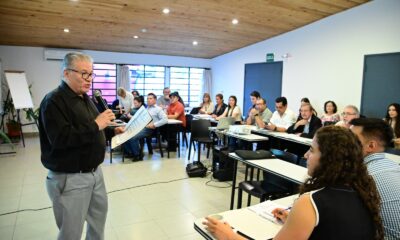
[236,230,255,240]
[278,207,291,214]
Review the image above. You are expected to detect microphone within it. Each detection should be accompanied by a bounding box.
[94,90,109,111]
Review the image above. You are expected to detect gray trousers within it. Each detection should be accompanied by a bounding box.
[46,167,108,240]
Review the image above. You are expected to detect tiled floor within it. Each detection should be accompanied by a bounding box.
[0,136,246,240]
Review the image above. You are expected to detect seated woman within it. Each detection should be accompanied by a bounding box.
[211,93,227,117]
[385,103,400,149]
[320,100,340,125]
[204,125,383,240]
[215,95,242,123]
[128,96,144,118]
[199,93,214,114]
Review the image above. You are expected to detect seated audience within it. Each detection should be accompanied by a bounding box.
[246,91,261,119]
[204,126,383,240]
[211,93,227,117]
[216,95,242,123]
[128,96,144,117]
[117,87,134,114]
[246,98,272,128]
[157,87,171,110]
[298,97,317,117]
[384,103,400,149]
[287,104,322,139]
[199,93,214,114]
[131,90,140,97]
[320,100,340,125]
[123,93,168,160]
[265,97,297,132]
[336,104,359,128]
[167,91,186,127]
[350,118,400,238]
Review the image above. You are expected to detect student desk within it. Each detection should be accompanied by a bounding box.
[194,194,298,240]
[228,153,308,210]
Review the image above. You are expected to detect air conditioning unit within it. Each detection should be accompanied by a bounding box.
[44,48,81,61]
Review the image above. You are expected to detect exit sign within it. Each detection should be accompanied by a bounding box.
[266,53,274,62]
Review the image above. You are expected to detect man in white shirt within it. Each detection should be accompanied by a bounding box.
[265,97,296,132]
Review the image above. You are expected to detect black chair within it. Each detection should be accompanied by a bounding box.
[323,121,336,126]
[237,149,299,208]
[142,127,164,158]
[187,119,213,161]
[190,107,201,114]
[385,147,400,156]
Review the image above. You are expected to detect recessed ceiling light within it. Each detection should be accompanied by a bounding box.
[232,19,239,24]
[63,28,70,33]
[141,28,147,33]
[192,41,198,46]
[133,35,139,39]
[163,8,170,14]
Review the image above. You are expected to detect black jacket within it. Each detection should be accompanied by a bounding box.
[287,114,322,139]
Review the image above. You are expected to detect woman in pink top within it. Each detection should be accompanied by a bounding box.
[320,100,340,125]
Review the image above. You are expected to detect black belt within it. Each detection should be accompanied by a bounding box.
[79,167,98,173]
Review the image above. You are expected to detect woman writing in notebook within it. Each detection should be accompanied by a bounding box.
[215,95,242,123]
[203,126,383,240]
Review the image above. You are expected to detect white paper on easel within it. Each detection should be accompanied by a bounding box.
[4,72,34,109]
[111,106,152,149]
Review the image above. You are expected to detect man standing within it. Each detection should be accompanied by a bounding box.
[246,98,272,128]
[350,118,400,239]
[39,52,115,240]
[265,96,296,132]
[287,104,322,139]
[124,93,168,160]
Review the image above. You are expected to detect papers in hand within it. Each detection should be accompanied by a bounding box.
[111,106,152,149]
[248,200,288,224]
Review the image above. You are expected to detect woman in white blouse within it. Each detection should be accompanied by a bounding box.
[216,95,242,123]
[199,93,214,114]
[320,100,340,125]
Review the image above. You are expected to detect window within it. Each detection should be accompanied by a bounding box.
[170,67,203,107]
[92,64,117,103]
[128,65,165,97]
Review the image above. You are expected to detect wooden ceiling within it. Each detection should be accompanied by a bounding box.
[0,0,368,59]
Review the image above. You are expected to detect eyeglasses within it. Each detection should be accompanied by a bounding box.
[67,69,96,80]
[341,112,356,116]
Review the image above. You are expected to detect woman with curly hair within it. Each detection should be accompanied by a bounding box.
[204,126,383,240]
[385,103,400,149]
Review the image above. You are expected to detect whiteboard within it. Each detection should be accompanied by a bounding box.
[4,72,34,109]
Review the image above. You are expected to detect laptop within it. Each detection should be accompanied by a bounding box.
[216,117,235,130]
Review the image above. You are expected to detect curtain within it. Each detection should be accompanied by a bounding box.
[202,69,212,98]
[117,65,131,92]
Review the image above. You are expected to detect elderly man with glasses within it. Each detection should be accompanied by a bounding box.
[335,105,360,128]
[39,52,115,240]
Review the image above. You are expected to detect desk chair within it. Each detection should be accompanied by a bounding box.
[237,149,298,208]
[187,119,213,161]
[142,128,164,158]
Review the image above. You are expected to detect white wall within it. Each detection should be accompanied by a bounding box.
[0,46,211,132]
[211,0,400,115]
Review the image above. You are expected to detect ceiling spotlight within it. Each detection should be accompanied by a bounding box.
[141,28,147,33]
[192,41,198,46]
[163,8,170,14]
[232,19,239,25]
[133,35,139,39]
[63,28,70,33]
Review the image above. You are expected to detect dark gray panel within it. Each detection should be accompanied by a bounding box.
[361,52,400,118]
[243,62,283,116]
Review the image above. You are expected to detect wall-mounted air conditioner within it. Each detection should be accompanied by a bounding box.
[44,48,81,61]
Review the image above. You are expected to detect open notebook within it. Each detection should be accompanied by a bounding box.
[248,200,290,224]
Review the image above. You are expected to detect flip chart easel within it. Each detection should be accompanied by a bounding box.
[1,71,37,147]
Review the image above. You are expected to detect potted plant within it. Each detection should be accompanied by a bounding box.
[3,97,21,138]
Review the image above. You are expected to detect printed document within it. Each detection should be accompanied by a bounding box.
[248,200,289,224]
[111,106,152,149]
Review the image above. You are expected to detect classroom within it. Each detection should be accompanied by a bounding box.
[0,0,399,239]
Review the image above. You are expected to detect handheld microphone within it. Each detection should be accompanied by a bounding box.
[94,90,109,111]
